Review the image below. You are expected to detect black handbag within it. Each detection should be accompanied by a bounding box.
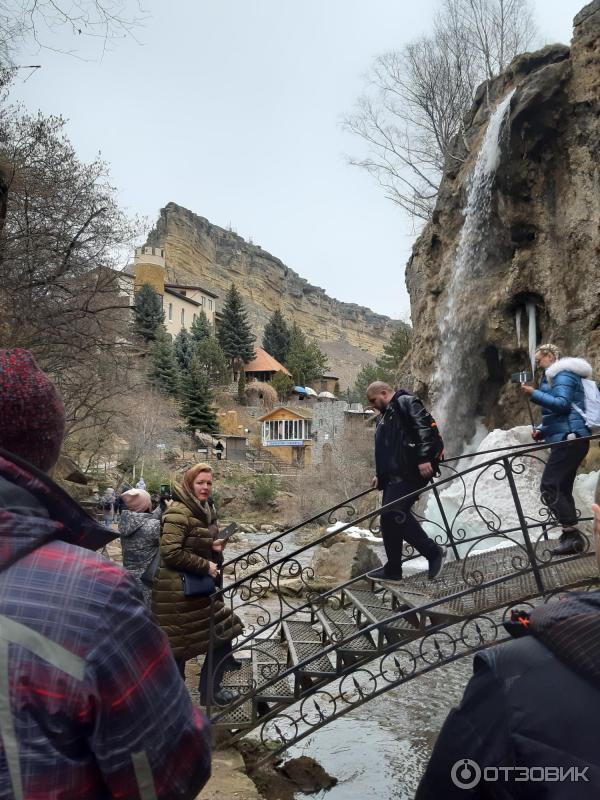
[140,549,160,587]
[180,572,216,597]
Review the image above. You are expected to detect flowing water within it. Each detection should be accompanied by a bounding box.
[432,90,515,455]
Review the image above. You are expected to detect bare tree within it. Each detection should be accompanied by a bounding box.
[344,0,537,221]
[0,108,142,453]
[0,0,146,63]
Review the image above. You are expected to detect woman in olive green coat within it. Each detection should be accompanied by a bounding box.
[152,463,242,705]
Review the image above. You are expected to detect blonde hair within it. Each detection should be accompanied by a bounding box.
[183,462,213,493]
[535,343,561,361]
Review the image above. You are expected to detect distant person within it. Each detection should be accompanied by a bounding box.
[118,488,161,607]
[98,486,116,528]
[416,503,600,799]
[366,381,446,581]
[0,348,211,799]
[152,463,243,705]
[521,344,592,555]
[136,476,147,490]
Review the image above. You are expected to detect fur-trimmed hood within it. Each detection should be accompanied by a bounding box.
[545,357,593,384]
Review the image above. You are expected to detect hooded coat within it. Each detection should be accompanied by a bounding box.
[531,357,592,443]
[416,590,600,798]
[118,506,161,606]
[151,483,242,661]
[0,449,211,800]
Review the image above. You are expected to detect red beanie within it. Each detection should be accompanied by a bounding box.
[0,349,66,472]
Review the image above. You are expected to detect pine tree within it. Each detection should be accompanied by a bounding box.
[376,325,412,378]
[353,363,384,403]
[174,328,195,371]
[271,370,294,400]
[180,359,219,435]
[262,309,291,364]
[190,309,212,344]
[150,331,180,396]
[218,284,256,367]
[285,324,328,386]
[133,283,165,343]
[195,336,230,386]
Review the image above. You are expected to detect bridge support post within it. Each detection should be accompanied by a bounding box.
[432,483,460,560]
[502,456,545,596]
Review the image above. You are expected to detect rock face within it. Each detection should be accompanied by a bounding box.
[146,203,399,387]
[406,1,600,450]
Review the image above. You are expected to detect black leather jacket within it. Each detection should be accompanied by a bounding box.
[375,390,443,485]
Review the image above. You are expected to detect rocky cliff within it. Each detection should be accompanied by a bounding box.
[406,0,600,451]
[146,203,398,387]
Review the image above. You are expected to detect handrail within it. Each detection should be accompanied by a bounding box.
[217,433,600,602]
[223,433,599,572]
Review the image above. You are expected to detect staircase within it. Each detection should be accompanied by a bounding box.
[211,542,599,731]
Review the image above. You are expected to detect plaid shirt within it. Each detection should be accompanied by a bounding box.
[0,451,211,799]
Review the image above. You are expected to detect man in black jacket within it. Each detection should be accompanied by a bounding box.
[416,503,600,799]
[366,382,445,582]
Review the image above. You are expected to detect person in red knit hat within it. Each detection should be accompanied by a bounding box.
[0,349,211,799]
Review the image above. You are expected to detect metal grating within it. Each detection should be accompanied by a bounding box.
[345,588,390,610]
[255,674,295,701]
[294,642,336,674]
[253,640,288,664]
[215,699,253,726]
[321,608,357,626]
[285,620,321,642]
[220,660,254,689]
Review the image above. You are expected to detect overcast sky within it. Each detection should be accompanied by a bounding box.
[12,0,585,318]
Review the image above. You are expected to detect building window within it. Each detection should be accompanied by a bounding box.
[209,299,213,310]
[181,308,185,326]
[168,303,173,321]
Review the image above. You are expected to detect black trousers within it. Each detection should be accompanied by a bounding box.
[198,641,233,700]
[540,437,589,528]
[380,478,438,575]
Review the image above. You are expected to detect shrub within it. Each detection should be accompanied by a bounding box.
[251,474,278,508]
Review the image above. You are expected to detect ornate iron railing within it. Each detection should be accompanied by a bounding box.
[202,434,600,757]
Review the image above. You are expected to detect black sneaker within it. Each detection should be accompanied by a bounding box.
[428,545,447,580]
[368,566,403,582]
[200,687,240,706]
[224,656,243,671]
[551,529,585,557]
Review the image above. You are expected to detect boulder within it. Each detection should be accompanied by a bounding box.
[55,455,88,486]
[309,540,382,587]
[259,523,277,534]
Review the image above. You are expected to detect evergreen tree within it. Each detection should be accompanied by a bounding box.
[237,369,247,403]
[376,325,412,378]
[353,363,384,403]
[218,284,256,367]
[180,359,219,435]
[173,328,195,371]
[195,336,230,386]
[150,331,180,397]
[285,324,328,386]
[190,309,212,344]
[262,309,291,364]
[271,370,294,400]
[133,283,165,343]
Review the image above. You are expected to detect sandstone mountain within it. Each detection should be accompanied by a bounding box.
[146,203,398,388]
[406,0,600,450]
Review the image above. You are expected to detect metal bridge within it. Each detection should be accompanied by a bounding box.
[203,435,600,767]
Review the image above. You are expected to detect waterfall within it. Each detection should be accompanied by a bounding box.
[432,89,515,456]
[515,306,522,348]
[526,301,537,374]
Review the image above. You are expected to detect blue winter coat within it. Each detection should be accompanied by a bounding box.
[530,357,592,443]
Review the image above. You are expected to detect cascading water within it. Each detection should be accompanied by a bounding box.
[526,301,537,374]
[432,89,515,456]
[515,306,522,348]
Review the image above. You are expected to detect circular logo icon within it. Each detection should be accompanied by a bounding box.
[451,759,482,790]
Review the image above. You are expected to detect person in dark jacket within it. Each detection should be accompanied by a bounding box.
[366,382,446,581]
[522,344,592,556]
[416,503,600,799]
[118,488,161,607]
[0,348,211,799]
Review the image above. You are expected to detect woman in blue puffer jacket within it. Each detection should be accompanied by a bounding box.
[522,343,592,556]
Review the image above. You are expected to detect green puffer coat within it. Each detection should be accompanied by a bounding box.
[151,485,242,660]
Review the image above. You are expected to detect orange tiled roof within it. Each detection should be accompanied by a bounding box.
[244,347,291,376]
